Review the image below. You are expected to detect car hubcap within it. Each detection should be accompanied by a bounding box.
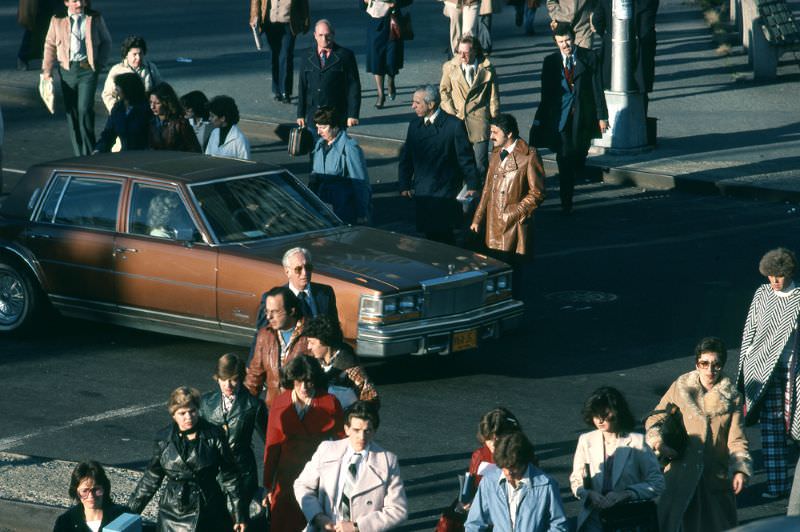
[0,272,26,325]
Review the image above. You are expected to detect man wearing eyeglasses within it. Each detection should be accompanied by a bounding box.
[245,286,310,408]
[255,247,339,330]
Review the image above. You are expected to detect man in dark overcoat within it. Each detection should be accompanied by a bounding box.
[531,22,607,213]
[296,19,360,130]
[398,84,479,244]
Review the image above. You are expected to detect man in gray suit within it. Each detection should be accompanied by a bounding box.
[295,401,408,531]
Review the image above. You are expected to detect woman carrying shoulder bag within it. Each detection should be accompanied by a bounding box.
[645,337,752,532]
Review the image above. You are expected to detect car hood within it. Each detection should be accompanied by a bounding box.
[225,227,507,292]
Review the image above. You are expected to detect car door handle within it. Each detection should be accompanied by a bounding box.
[28,233,51,239]
[113,247,138,254]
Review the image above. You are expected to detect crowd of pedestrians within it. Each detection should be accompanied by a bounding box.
[46,245,800,531]
[19,0,800,530]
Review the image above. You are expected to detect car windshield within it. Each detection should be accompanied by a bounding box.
[190,172,340,243]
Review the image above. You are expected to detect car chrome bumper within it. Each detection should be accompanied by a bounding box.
[356,299,525,357]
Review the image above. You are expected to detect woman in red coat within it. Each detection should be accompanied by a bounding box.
[263,354,344,531]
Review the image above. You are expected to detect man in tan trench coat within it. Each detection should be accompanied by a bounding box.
[470,113,545,299]
[440,34,500,180]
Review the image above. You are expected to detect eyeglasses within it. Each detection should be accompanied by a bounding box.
[697,360,722,370]
[291,264,313,274]
[78,486,104,499]
[594,412,614,422]
[266,309,287,318]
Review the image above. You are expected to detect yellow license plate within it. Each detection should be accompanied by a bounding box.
[452,329,478,352]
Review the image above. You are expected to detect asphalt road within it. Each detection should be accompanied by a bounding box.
[3,98,800,528]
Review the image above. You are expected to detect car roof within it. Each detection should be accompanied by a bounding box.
[31,151,284,184]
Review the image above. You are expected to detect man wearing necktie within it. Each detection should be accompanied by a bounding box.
[255,247,339,332]
[297,19,361,132]
[531,22,607,214]
[439,35,500,183]
[295,401,409,531]
[399,84,479,245]
[471,114,545,299]
[42,0,111,156]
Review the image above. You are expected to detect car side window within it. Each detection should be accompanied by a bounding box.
[48,177,122,231]
[36,175,69,223]
[128,184,201,242]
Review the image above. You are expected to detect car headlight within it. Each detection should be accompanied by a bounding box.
[359,292,423,324]
[497,274,509,291]
[485,278,496,293]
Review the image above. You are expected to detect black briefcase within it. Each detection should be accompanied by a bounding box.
[288,126,313,156]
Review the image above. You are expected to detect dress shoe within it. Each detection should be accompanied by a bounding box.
[281,94,291,104]
[388,84,396,101]
[273,94,284,102]
[375,93,385,109]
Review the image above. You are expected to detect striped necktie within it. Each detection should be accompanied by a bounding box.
[340,454,362,521]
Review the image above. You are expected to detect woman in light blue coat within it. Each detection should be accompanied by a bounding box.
[465,431,568,532]
[310,106,372,225]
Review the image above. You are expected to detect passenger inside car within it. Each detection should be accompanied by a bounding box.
[147,193,180,239]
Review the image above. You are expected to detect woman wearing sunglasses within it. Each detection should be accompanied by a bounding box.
[645,337,752,532]
[53,461,129,532]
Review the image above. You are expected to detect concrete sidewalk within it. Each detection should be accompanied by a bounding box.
[1,0,799,199]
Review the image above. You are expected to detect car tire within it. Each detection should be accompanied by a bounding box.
[0,261,41,333]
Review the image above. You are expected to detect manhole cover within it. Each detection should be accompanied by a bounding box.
[545,290,619,304]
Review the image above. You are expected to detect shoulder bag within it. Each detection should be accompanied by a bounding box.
[599,499,659,532]
[645,402,689,461]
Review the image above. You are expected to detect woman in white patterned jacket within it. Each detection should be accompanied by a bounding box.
[737,247,800,498]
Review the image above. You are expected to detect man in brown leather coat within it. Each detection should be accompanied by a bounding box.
[245,286,309,409]
[470,113,545,299]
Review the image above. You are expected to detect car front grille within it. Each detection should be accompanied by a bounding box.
[421,271,487,318]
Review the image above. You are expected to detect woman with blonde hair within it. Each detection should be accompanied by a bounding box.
[128,386,246,531]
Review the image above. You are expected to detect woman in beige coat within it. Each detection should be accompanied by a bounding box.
[645,337,752,532]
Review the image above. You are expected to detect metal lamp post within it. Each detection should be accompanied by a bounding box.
[594,0,649,152]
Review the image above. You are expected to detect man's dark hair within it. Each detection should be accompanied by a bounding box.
[490,114,519,139]
[303,314,344,348]
[694,336,728,366]
[264,286,301,320]
[120,35,148,59]
[180,91,210,121]
[149,82,184,120]
[114,72,146,105]
[553,21,575,40]
[493,432,538,469]
[68,461,112,503]
[345,400,380,430]
[477,407,521,443]
[457,34,483,57]
[280,354,327,390]
[208,95,240,125]
[581,386,636,433]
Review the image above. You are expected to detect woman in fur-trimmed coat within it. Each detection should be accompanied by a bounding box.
[645,337,752,532]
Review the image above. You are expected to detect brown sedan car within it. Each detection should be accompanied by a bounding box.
[0,152,523,357]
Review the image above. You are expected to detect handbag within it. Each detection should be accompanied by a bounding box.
[288,126,313,156]
[389,11,414,41]
[645,403,689,461]
[599,499,659,532]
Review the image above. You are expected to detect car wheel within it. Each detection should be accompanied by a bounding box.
[0,262,40,333]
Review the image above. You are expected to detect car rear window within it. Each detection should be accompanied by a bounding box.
[189,172,340,243]
[38,176,122,231]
